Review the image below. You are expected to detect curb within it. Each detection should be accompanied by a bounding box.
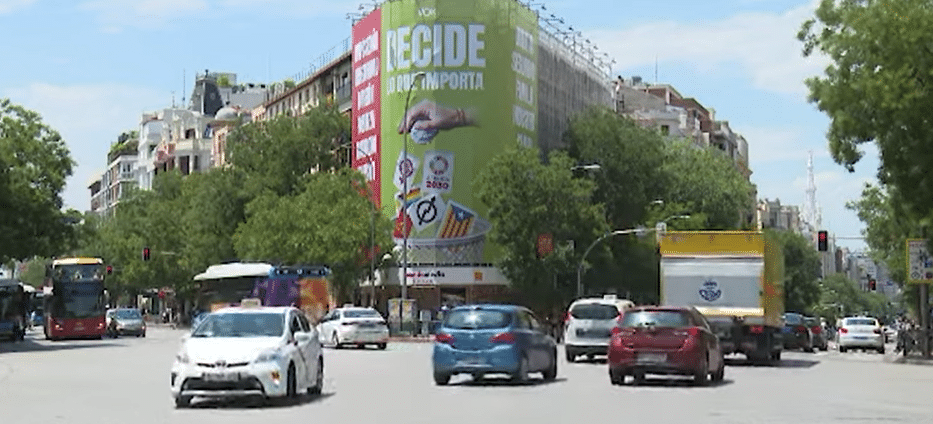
[887,355,933,366]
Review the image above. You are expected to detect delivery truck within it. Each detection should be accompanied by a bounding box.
[659,231,785,363]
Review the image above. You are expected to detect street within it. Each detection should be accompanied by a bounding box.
[1,327,932,424]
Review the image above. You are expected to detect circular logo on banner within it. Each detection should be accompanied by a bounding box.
[398,158,414,178]
[429,155,448,176]
[415,198,438,226]
[699,280,722,302]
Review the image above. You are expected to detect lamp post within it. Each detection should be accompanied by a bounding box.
[401,71,426,334]
[575,215,690,298]
[571,164,601,172]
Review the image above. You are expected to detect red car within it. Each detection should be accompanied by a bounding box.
[607,306,725,386]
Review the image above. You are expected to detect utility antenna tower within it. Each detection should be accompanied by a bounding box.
[803,150,821,232]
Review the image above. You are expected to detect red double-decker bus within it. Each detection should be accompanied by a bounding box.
[43,257,108,340]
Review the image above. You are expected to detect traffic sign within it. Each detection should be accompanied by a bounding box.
[906,239,933,284]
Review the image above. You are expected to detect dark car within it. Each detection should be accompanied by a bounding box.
[782,312,814,352]
[804,316,828,351]
[0,280,27,341]
[432,304,558,385]
[607,306,725,386]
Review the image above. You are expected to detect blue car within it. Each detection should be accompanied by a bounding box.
[432,304,558,385]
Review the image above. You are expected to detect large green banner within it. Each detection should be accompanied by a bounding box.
[380,0,538,264]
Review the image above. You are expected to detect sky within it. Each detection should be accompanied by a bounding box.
[0,0,878,251]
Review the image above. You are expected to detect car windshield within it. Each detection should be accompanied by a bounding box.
[113,309,142,319]
[343,309,382,318]
[191,312,284,338]
[784,314,803,325]
[569,303,619,320]
[53,264,104,282]
[443,309,511,329]
[0,287,23,320]
[845,318,877,326]
[620,310,689,328]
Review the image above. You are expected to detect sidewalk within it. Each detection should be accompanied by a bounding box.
[886,353,933,366]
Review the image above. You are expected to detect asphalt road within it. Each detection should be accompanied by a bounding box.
[1,327,932,424]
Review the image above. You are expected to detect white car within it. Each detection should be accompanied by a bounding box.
[317,307,389,349]
[837,316,885,354]
[170,303,324,408]
[563,295,635,362]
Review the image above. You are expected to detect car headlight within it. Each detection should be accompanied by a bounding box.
[253,349,283,364]
[175,350,190,364]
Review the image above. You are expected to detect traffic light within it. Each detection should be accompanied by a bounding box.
[142,247,151,261]
[869,278,877,291]
[106,265,113,275]
[817,230,828,252]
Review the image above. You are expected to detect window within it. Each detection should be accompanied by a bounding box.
[443,309,512,329]
[343,309,382,319]
[620,310,690,328]
[569,303,619,320]
[297,313,311,332]
[660,125,670,135]
[290,315,303,334]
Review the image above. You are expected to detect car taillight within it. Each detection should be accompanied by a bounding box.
[810,326,821,334]
[435,333,454,344]
[750,325,764,334]
[839,328,848,334]
[611,326,621,335]
[490,332,516,343]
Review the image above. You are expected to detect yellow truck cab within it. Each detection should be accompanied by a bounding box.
[659,231,785,363]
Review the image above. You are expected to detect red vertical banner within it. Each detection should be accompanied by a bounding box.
[352,10,383,208]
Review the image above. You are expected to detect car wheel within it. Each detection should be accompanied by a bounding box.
[632,370,646,386]
[433,371,451,386]
[609,369,625,386]
[331,332,342,349]
[309,357,323,395]
[174,395,192,408]
[511,355,529,384]
[877,346,885,354]
[839,346,848,353]
[770,350,781,362]
[286,364,297,399]
[712,360,725,382]
[542,350,558,381]
[693,355,709,386]
[565,349,576,363]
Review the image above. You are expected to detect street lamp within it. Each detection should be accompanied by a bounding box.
[401,71,426,334]
[575,215,690,298]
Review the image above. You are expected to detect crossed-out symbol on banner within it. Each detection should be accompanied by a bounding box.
[415,197,437,226]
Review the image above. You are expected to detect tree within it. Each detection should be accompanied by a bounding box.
[767,229,823,314]
[474,145,608,311]
[798,0,933,224]
[0,98,76,262]
[233,168,392,302]
[226,102,350,197]
[20,258,48,288]
[659,139,756,229]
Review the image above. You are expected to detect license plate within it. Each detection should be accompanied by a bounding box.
[638,353,666,363]
[854,336,868,340]
[456,357,486,367]
[203,372,239,382]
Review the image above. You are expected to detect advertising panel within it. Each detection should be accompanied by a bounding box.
[380,0,539,264]
[352,8,384,206]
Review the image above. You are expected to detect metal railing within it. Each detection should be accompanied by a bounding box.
[896,329,933,357]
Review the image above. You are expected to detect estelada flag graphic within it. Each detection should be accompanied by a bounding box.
[437,201,476,239]
[393,207,413,238]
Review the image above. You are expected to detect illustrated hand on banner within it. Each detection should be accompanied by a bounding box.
[398,100,477,144]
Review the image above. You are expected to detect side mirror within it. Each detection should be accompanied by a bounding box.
[295,332,312,343]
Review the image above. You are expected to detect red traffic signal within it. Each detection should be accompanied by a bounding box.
[868,279,877,291]
[817,230,828,252]
[142,247,151,261]
[106,265,113,275]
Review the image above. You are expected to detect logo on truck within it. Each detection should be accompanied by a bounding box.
[699,280,722,302]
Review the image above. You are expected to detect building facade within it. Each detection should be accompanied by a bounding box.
[88,134,139,217]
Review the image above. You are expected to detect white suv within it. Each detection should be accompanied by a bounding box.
[563,295,634,362]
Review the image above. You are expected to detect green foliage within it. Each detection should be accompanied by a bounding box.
[799,0,933,224]
[814,273,896,324]
[474,145,608,310]
[767,229,822,313]
[0,98,78,262]
[20,258,49,288]
[216,75,231,87]
[233,168,391,302]
[226,102,351,197]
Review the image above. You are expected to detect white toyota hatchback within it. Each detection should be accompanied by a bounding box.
[170,302,324,407]
[837,316,885,354]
